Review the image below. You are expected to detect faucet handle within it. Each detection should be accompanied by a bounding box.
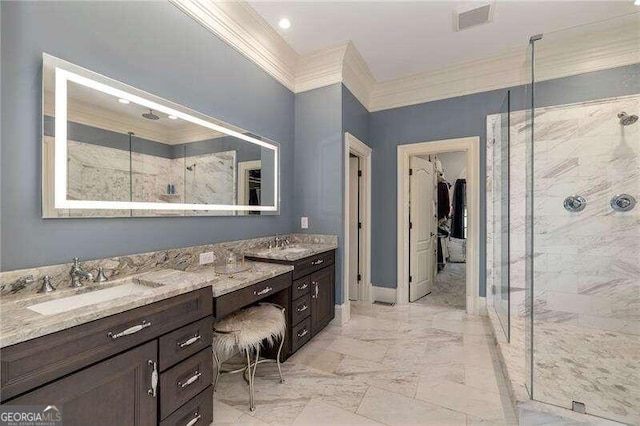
[95,267,108,282]
[73,257,80,266]
[38,276,56,293]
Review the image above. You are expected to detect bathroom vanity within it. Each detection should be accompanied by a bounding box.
[245,245,336,358]
[0,272,215,426]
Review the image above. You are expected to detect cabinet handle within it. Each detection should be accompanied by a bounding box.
[148,360,158,397]
[178,370,202,388]
[108,320,151,339]
[178,334,202,348]
[311,259,324,266]
[297,329,308,338]
[312,281,319,299]
[297,283,308,291]
[297,303,308,313]
[185,413,202,426]
[254,286,273,296]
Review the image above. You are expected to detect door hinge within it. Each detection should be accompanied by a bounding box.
[409,222,413,230]
[409,168,413,176]
[357,274,362,282]
[409,276,413,283]
[358,222,362,229]
[358,170,362,177]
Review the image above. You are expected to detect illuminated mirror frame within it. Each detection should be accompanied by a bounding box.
[46,54,279,214]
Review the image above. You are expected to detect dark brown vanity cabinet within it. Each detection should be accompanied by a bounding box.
[247,250,335,357]
[1,287,214,426]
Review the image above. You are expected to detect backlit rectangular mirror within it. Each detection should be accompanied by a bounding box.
[42,54,279,218]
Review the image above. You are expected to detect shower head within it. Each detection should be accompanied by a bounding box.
[142,109,160,120]
[186,163,197,171]
[617,112,638,126]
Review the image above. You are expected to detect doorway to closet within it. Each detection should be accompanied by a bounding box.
[397,137,480,314]
[409,151,467,309]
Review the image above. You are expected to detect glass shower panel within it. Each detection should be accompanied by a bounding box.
[530,14,639,424]
[492,90,511,341]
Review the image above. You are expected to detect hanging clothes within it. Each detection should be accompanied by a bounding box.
[451,178,466,239]
[437,180,450,220]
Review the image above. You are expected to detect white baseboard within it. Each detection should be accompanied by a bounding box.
[331,302,351,326]
[373,286,397,304]
[467,296,487,316]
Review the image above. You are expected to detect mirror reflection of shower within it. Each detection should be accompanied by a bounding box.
[618,111,638,126]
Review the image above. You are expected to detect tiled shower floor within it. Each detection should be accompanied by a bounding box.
[213,301,517,425]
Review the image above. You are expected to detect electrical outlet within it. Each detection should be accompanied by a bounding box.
[199,252,215,265]
[301,217,309,229]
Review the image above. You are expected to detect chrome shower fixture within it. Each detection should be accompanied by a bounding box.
[142,109,160,120]
[186,163,197,171]
[617,112,638,126]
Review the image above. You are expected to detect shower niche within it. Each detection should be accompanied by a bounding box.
[42,54,279,218]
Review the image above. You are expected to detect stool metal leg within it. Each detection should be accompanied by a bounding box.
[276,334,285,384]
[246,347,260,412]
[212,348,221,392]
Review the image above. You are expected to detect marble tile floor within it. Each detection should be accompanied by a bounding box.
[213,300,517,425]
[413,263,466,310]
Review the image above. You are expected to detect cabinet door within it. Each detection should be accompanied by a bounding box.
[8,341,158,426]
[310,266,335,336]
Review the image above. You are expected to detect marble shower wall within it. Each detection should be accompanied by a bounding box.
[487,94,640,425]
[59,140,236,218]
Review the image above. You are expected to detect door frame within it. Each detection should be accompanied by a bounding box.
[397,137,482,315]
[237,160,261,215]
[343,133,373,312]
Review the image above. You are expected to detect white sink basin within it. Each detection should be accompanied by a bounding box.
[27,281,156,316]
[256,246,309,256]
[280,247,308,253]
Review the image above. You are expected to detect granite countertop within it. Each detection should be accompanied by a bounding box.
[191,260,293,297]
[0,261,295,348]
[242,243,337,262]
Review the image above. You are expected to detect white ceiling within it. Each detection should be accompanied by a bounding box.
[249,1,638,81]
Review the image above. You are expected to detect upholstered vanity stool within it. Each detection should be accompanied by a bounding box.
[212,303,286,411]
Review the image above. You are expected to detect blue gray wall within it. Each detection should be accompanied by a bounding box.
[342,85,369,143]
[294,84,344,303]
[0,1,294,271]
[369,63,640,297]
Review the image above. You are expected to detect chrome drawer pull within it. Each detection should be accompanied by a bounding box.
[311,259,324,266]
[178,334,202,348]
[297,329,308,338]
[185,413,202,426]
[148,360,158,397]
[178,371,202,388]
[254,286,273,296]
[108,320,151,339]
[297,283,308,291]
[297,304,308,313]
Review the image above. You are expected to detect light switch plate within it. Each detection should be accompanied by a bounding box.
[199,252,215,265]
[301,217,309,229]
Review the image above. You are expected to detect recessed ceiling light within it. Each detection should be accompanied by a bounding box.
[168,115,178,120]
[635,0,640,6]
[278,18,291,29]
[118,98,130,104]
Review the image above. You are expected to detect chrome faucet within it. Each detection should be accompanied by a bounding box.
[70,257,93,288]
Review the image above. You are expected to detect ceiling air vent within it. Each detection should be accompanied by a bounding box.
[453,2,494,32]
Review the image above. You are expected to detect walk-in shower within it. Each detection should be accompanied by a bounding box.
[488,12,639,425]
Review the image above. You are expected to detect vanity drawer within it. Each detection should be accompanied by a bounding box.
[159,317,213,372]
[160,348,213,420]
[291,317,312,353]
[292,250,335,280]
[160,386,213,426]
[291,276,311,300]
[0,287,212,402]
[291,293,311,326]
[213,271,292,319]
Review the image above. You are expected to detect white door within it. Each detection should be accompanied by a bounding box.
[409,156,437,302]
[349,156,359,301]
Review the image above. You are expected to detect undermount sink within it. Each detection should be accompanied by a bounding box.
[256,246,309,256]
[26,279,158,316]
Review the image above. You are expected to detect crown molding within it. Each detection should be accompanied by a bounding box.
[170,0,298,91]
[172,1,638,113]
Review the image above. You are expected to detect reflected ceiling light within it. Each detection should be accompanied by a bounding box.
[278,18,291,29]
[635,0,640,6]
[118,98,130,104]
[168,115,178,120]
